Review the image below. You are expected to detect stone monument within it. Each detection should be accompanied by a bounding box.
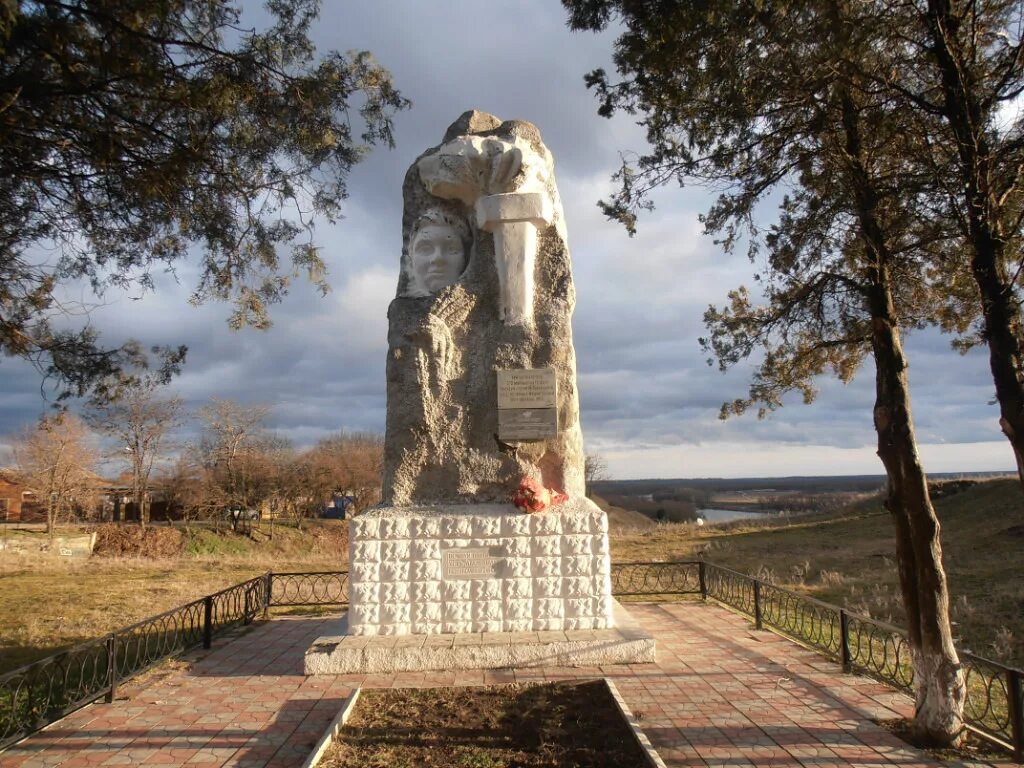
[305,112,654,674]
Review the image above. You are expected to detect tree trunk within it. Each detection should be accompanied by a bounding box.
[925,0,1024,489]
[47,497,55,543]
[839,83,966,744]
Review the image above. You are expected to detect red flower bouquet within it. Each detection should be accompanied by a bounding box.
[511,477,568,513]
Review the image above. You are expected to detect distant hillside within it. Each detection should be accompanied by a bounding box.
[593,471,1013,496]
[590,494,655,529]
[611,477,1024,667]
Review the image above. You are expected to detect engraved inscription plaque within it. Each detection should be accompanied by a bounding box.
[497,368,557,408]
[441,546,505,579]
[497,368,558,440]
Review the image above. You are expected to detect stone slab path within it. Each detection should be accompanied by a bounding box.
[1,602,972,768]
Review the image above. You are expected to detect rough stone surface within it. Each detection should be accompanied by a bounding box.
[346,497,613,636]
[382,110,584,505]
[304,600,652,675]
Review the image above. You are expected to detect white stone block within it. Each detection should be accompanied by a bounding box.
[475,620,503,633]
[351,604,380,625]
[444,601,472,622]
[563,555,594,576]
[562,514,589,534]
[564,576,590,597]
[412,539,441,560]
[563,535,591,555]
[536,618,562,631]
[475,600,502,620]
[534,576,562,598]
[443,581,471,601]
[534,556,560,577]
[507,557,532,578]
[591,511,608,534]
[472,579,502,601]
[531,513,562,536]
[593,536,610,556]
[507,599,532,619]
[444,517,473,537]
[409,560,440,581]
[351,583,379,603]
[413,621,442,634]
[350,623,376,636]
[381,583,410,602]
[353,540,382,562]
[505,618,532,632]
[472,516,502,537]
[470,537,502,548]
[507,578,532,599]
[444,621,473,634]
[383,603,412,624]
[381,561,411,581]
[504,536,531,556]
[532,535,561,556]
[380,517,411,539]
[501,514,531,536]
[413,602,442,623]
[442,537,471,549]
[410,517,440,537]
[382,540,412,561]
[352,517,380,538]
[536,598,563,619]
[351,561,380,583]
[565,598,590,618]
[411,581,441,602]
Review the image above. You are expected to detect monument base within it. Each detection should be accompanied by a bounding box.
[347,498,614,636]
[304,600,654,675]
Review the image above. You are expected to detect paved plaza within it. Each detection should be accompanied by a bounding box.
[2,601,971,768]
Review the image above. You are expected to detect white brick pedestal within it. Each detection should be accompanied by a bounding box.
[346,497,614,636]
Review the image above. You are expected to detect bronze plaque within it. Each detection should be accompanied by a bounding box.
[497,368,558,440]
[441,546,505,579]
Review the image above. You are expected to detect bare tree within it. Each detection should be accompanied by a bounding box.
[584,452,608,497]
[87,379,182,528]
[195,398,272,527]
[14,413,97,540]
[303,432,385,516]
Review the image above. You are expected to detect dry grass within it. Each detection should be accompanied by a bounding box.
[0,520,348,674]
[612,478,1024,667]
[321,681,647,768]
[2,480,1021,676]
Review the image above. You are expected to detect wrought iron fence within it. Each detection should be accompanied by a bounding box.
[270,571,349,606]
[2,562,1022,762]
[0,574,267,750]
[609,561,701,596]
[697,561,1023,761]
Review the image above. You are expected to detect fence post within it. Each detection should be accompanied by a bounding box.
[264,571,273,618]
[753,580,763,630]
[244,586,252,626]
[698,560,708,601]
[839,610,852,673]
[203,596,213,650]
[104,634,118,703]
[1007,668,1023,764]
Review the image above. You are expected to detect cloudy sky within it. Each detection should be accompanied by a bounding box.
[0,0,1015,479]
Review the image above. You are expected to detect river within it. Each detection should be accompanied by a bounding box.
[696,507,779,523]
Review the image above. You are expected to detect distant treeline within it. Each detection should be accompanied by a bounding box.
[588,473,1012,496]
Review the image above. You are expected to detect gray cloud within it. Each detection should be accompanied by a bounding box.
[0,1,1015,479]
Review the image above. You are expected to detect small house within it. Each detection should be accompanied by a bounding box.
[0,470,31,523]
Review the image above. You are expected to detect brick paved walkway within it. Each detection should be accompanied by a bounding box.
[2,602,956,768]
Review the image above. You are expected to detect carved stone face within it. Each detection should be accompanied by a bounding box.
[410,222,466,294]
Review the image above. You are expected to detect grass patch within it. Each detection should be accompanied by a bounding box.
[610,478,1024,668]
[0,520,347,675]
[321,681,648,768]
